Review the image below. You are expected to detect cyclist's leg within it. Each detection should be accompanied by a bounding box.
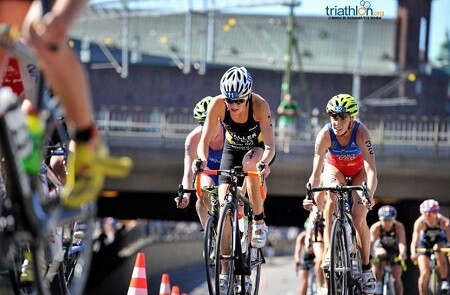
[320,164,344,268]
[372,246,386,293]
[436,242,449,291]
[391,263,403,295]
[297,264,309,295]
[242,147,268,248]
[195,173,214,228]
[417,253,431,295]
[351,169,377,293]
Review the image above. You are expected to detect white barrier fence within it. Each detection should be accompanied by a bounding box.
[96,107,450,156]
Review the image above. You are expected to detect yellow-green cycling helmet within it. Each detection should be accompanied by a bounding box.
[326,94,359,118]
[193,96,213,123]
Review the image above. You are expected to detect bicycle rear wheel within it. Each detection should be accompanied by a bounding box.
[204,215,218,295]
[215,202,236,295]
[329,218,349,295]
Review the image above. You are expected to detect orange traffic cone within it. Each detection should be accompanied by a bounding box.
[171,285,180,295]
[127,252,148,295]
[159,273,171,295]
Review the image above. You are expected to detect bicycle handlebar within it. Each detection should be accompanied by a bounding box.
[416,247,450,255]
[195,167,266,199]
[372,255,408,272]
[305,182,371,208]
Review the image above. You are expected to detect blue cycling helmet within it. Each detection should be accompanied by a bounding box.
[378,205,397,221]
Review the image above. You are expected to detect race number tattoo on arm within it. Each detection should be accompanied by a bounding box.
[184,145,190,158]
[268,115,273,127]
[365,140,374,155]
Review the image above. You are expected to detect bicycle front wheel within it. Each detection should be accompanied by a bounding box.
[204,215,218,295]
[246,247,262,295]
[329,218,349,295]
[428,268,440,295]
[215,202,236,295]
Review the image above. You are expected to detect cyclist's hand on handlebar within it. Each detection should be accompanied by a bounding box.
[174,194,190,209]
[303,198,314,211]
[257,161,270,177]
[191,158,206,174]
[399,251,408,261]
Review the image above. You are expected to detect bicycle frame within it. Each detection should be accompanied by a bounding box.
[196,166,265,295]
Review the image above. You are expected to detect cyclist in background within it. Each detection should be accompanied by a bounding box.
[410,199,450,295]
[304,93,378,294]
[370,205,407,295]
[294,219,315,295]
[194,66,276,293]
[0,0,132,209]
[176,96,225,228]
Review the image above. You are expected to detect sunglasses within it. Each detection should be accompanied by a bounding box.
[225,97,247,105]
[329,113,350,120]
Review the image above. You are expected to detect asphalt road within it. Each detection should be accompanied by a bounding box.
[166,255,300,295]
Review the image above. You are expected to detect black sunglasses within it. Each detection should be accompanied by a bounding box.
[225,98,246,105]
[329,113,350,120]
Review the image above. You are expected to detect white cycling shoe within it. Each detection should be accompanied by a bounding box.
[251,222,268,248]
[219,274,229,295]
[362,270,377,294]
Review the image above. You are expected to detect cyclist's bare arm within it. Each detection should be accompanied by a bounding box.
[395,221,408,259]
[179,127,202,208]
[410,217,424,260]
[369,222,381,254]
[304,129,329,210]
[22,0,93,130]
[196,96,223,170]
[253,94,275,171]
[356,124,378,199]
[439,214,450,241]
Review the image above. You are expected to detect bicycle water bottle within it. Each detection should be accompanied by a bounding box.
[238,212,248,253]
[0,87,40,175]
[23,107,44,175]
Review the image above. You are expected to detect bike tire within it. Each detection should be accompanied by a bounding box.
[307,268,317,295]
[55,208,96,295]
[382,271,394,295]
[215,202,236,295]
[247,247,262,295]
[330,218,349,295]
[429,269,439,295]
[204,215,218,295]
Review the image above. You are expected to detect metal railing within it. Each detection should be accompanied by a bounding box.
[96,106,450,156]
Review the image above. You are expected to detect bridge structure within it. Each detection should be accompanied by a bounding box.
[99,108,450,203]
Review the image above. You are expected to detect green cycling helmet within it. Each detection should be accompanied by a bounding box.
[193,96,213,123]
[326,94,359,118]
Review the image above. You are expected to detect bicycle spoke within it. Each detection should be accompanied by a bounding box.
[330,219,349,295]
[215,203,235,295]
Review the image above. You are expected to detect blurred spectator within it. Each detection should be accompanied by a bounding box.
[277,93,299,153]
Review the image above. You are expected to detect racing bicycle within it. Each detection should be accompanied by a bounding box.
[306,179,370,295]
[177,181,220,295]
[195,165,266,295]
[416,247,450,295]
[371,254,407,295]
